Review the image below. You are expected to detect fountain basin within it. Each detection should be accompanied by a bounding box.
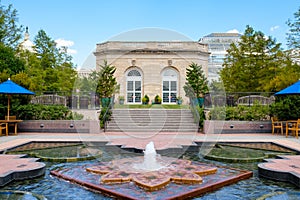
[51,157,252,199]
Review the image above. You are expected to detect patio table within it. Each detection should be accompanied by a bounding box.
[0,119,23,136]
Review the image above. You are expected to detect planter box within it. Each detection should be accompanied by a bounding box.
[203,120,271,134]
[18,120,100,134]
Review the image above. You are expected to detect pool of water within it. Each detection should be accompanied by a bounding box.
[2,144,300,200]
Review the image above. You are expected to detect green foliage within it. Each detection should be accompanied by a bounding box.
[34,30,59,69]
[0,3,23,48]
[190,105,205,128]
[99,107,112,128]
[0,43,25,75]
[220,25,299,93]
[29,30,77,93]
[142,95,149,104]
[270,96,300,120]
[15,104,83,120]
[96,60,118,98]
[154,95,162,104]
[286,7,300,49]
[209,105,270,121]
[197,106,206,128]
[184,63,208,98]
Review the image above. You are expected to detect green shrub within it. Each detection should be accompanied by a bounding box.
[142,95,149,104]
[191,105,206,128]
[15,104,83,120]
[154,95,162,104]
[209,104,270,121]
[99,107,112,128]
[270,96,300,120]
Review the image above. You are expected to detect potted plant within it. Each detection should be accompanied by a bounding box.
[176,96,183,105]
[118,96,125,105]
[154,95,162,104]
[95,60,118,107]
[142,95,149,105]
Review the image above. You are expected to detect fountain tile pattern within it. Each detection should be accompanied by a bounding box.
[258,155,300,188]
[86,157,217,191]
[51,159,253,199]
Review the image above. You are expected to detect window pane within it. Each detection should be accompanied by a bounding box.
[135,81,141,91]
[135,93,141,102]
[171,93,177,103]
[163,93,169,103]
[127,93,133,102]
[163,81,169,91]
[128,70,141,76]
[127,81,133,91]
[171,81,177,91]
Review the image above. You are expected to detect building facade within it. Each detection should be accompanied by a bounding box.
[199,33,241,82]
[94,41,209,104]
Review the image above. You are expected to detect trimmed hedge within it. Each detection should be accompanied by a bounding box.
[209,104,270,121]
[15,104,83,120]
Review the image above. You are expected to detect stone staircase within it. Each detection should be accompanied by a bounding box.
[106,109,198,132]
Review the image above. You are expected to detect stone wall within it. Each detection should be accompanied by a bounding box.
[203,120,272,134]
[18,120,100,133]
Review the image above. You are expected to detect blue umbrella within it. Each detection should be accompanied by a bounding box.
[0,78,35,118]
[275,80,300,96]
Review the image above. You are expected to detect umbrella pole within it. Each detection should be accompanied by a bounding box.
[7,94,10,118]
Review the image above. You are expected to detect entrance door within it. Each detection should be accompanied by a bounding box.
[127,69,142,104]
[162,68,178,104]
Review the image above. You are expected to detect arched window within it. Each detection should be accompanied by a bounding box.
[162,68,178,103]
[126,68,142,104]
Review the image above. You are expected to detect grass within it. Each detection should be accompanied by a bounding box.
[114,104,190,109]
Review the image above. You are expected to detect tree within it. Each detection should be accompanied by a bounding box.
[0,2,23,48]
[96,60,118,105]
[286,7,300,50]
[34,29,59,69]
[27,29,77,93]
[220,25,297,93]
[184,62,208,98]
[0,42,25,75]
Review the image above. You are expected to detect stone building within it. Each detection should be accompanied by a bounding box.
[94,41,209,105]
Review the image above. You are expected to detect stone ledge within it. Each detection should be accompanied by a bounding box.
[18,120,100,133]
[0,154,46,187]
[204,120,271,134]
[258,155,300,188]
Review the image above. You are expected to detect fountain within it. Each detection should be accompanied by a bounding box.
[133,141,164,171]
[50,141,253,199]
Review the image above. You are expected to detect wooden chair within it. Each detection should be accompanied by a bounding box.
[5,116,16,120]
[271,117,283,135]
[286,119,300,139]
[0,123,8,136]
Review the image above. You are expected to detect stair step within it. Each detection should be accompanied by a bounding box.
[105,109,198,132]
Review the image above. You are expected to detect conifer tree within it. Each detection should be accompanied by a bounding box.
[184,62,208,98]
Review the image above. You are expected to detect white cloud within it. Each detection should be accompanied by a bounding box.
[67,48,77,54]
[270,25,279,32]
[55,38,74,47]
[226,29,240,34]
[55,38,77,54]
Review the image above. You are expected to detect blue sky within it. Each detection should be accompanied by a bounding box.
[2,0,299,68]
